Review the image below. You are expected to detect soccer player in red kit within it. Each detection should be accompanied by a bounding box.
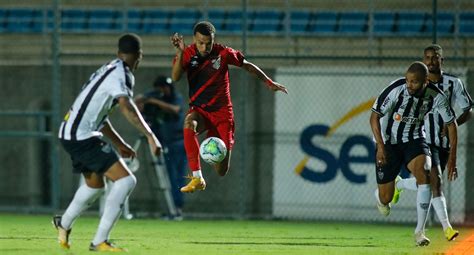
[171,21,288,193]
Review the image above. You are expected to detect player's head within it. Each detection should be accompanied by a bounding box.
[405,61,429,96]
[423,44,443,75]
[118,33,143,71]
[193,21,215,57]
[153,75,175,96]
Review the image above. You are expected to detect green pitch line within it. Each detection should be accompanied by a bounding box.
[0,213,469,255]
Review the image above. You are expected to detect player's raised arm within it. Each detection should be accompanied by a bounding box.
[240,59,288,94]
[118,96,162,156]
[171,33,185,82]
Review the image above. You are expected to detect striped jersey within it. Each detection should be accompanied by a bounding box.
[178,43,244,112]
[425,73,472,149]
[59,59,134,141]
[372,77,455,145]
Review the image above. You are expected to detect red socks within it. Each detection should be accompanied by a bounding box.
[183,128,201,171]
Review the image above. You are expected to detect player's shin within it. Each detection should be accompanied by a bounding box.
[92,175,136,245]
[415,184,431,233]
[184,128,201,172]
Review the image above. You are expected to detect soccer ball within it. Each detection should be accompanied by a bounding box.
[199,137,227,164]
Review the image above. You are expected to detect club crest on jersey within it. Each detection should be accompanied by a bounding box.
[212,56,221,70]
[190,56,199,67]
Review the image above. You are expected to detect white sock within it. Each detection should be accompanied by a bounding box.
[432,196,452,230]
[192,170,203,178]
[415,184,431,233]
[397,177,418,191]
[92,175,136,245]
[61,185,104,230]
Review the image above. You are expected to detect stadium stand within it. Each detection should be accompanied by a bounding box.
[459,12,474,35]
[168,9,201,35]
[309,11,338,33]
[88,9,119,32]
[373,11,396,35]
[425,12,454,35]
[207,9,226,31]
[250,10,283,33]
[0,7,474,37]
[397,11,426,34]
[290,10,311,34]
[338,11,367,34]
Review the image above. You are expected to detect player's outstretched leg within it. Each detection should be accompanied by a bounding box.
[52,215,71,249]
[181,128,206,193]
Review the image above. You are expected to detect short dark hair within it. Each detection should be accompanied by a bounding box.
[407,61,428,76]
[424,44,443,57]
[118,33,142,53]
[193,21,216,36]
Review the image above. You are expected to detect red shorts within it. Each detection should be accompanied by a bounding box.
[189,106,235,150]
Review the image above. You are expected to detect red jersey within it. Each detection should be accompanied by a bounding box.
[179,43,245,112]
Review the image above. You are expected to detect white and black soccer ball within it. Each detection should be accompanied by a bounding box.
[199,137,227,165]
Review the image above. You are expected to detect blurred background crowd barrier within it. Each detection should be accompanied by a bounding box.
[0,0,473,225]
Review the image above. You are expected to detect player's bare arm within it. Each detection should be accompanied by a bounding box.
[241,59,288,94]
[369,111,387,167]
[101,120,136,158]
[446,121,458,181]
[171,33,185,82]
[118,96,162,156]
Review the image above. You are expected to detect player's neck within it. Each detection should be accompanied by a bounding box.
[428,72,442,83]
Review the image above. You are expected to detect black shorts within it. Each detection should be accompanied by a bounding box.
[429,145,449,172]
[375,139,430,184]
[60,137,119,174]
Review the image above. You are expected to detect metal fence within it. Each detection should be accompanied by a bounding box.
[0,0,473,225]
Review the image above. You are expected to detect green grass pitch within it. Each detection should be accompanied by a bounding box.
[0,213,469,254]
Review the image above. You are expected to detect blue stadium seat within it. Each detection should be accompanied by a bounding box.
[397,11,425,34]
[61,9,87,32]
[459,12,474,35]
[169,9,201,35]
[88,9,118,32]
[6,9,38,33]
[373,12,395,35]
[425,12,454,35]
[30,9,48,33]
[290,10,311,33]
[251,10,283,33]
[223,10,243,33]
[208,9,226,31]
[126,10,143,33]
[310,11,338,33]
[142,10,170,34]
[338,12,367,34]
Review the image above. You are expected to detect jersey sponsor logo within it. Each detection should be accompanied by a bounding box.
[393,112,423,124]
[294,98,376,184]
[212,56,221,70]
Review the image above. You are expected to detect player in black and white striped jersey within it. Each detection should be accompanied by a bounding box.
[53,34,162,252]
[370,61,458,246]
[394,44,472,242]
